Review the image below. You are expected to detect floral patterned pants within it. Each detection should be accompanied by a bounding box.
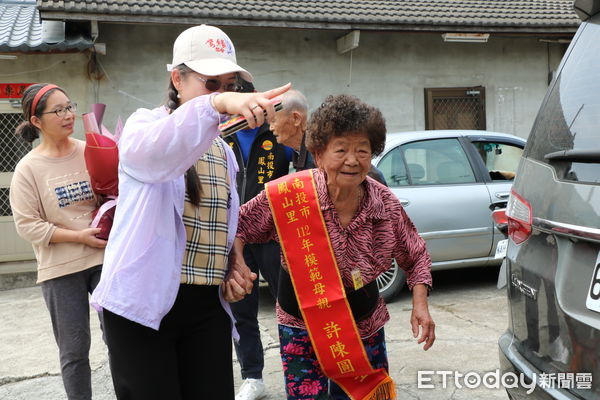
[279,325,389,400]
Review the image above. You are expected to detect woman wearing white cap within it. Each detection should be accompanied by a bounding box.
[91,25,290,399]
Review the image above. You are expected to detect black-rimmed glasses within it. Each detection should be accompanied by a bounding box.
[41,103,77,118]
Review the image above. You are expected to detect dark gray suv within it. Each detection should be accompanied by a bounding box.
[498,1,600,399]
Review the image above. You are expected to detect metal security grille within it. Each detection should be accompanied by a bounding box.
[432,97,480,129]
[1,113,29,172]
[1,112,30,217]
[0,188,10,216]
[425,87,486,130]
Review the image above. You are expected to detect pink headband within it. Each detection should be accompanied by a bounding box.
[30,84,59,116]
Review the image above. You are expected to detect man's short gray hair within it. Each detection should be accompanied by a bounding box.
[281,89,308,115]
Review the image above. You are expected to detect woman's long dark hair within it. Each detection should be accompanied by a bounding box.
[167,65,202,207]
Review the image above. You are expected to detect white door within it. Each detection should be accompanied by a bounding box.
[0,104,35,262]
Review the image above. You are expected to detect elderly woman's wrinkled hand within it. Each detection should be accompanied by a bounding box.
[411,284,436,351]
[213,83,291,129]
[221,255,257,303]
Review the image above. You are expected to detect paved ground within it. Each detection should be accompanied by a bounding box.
[0,266,509,399]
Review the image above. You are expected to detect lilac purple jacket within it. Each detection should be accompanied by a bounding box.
[91,94,240,330]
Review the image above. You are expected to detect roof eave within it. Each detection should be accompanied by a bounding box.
[38,11,580,34]
[0,45,92,53]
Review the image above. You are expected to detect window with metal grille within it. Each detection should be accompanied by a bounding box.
[425,87,486,130]
[1,112,30,217]
[1,113,29,172]
[0,188,10,217]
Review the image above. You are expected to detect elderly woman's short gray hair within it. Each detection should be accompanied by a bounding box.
[306,94,386,156]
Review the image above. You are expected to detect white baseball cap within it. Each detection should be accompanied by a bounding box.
[167,25,253,82]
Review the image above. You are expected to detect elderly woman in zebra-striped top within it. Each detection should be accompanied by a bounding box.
[233,94,436,399]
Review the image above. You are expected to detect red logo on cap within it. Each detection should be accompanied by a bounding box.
[206,38,230,54]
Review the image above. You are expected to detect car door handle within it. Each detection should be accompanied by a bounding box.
[399,199,410,207]
[495,192,510,199]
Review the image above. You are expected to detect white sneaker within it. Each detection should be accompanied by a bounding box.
[236,378,266,400]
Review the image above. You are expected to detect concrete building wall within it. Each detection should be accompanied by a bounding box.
[0,52,91,140]
[0,53,91,262]
[0,24,564,140]
[92,23,565,139]
[0,22,567,263]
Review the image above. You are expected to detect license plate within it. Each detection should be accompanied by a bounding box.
[585,253,600,313]
[494,239,508,259]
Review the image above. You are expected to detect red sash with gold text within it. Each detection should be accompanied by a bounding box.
[266,169,396,400]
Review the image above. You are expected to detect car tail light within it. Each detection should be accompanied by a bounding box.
[506,190,532,244]
[491,209,508,226]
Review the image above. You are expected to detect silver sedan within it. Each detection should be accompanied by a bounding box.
[373,129,525,301]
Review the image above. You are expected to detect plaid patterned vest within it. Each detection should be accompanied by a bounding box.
[181,139,231,285]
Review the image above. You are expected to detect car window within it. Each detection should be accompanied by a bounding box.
[378,146,409,187]
[473,141,523,181]
[402,138,476,185]
[525,20,600,184]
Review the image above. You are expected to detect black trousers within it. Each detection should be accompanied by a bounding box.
[103,284,234,400]
[230,241,281,379]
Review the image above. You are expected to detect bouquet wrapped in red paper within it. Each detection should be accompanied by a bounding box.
[83,104,122,240]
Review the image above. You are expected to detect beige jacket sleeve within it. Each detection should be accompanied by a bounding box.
[10,168,56,247]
